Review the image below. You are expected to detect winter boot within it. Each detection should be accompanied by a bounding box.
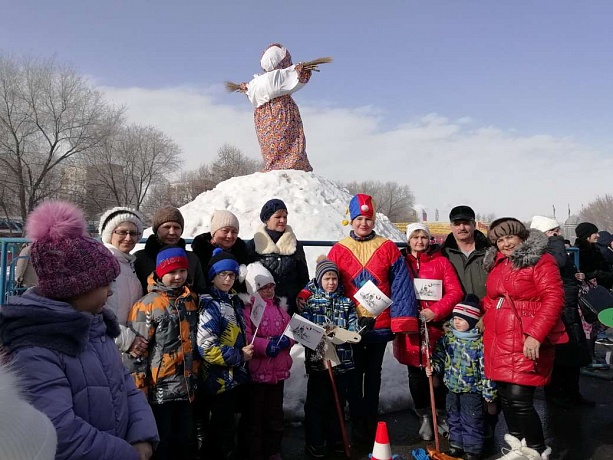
[517,445,552,460]
[436,409,449,437]
[497,434,526,460]
[415,408,434,441]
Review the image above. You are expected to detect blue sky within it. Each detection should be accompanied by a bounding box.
[2,1,612,220]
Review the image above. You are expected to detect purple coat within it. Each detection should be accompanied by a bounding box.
[0,289,159,460]
[243,296,293,384]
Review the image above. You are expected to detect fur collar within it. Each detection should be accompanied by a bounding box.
[253,225,298,256]
[483,229,549,272]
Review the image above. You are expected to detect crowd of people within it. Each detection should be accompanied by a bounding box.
[0,194,610,460]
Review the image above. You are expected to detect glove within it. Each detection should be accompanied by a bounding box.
[358,317,376,333]
[266,341,280,358]
[277,335,291,350]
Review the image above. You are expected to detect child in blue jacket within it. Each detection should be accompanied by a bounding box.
[426,295,496,460]
[300,256,358,458]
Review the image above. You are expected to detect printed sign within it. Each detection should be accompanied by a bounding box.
[249,293,267,327]
[353,280,393,316]
[413,279,443,301]
[282,314,325,351]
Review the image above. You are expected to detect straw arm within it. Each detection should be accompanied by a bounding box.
[301,56,333,72]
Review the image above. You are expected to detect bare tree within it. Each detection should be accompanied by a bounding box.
[475,212,497,223]
[82,123,183,217]
[0,55,121,222]
[209,144,261,183]
[140,167,215,215]
[579,195,613,231]
[344,180,416,222]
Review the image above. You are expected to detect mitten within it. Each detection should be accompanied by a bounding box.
[358,316,376,333]
[277,335,291,350]
[266,341,280,358]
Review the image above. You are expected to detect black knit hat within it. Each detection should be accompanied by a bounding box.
[575,222,599,241]
[260,199,287,223]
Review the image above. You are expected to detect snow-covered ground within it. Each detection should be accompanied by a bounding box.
[153,170,414,417]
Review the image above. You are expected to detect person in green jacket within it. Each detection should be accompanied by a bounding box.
[439,205,497,442]
[440,205,491,300]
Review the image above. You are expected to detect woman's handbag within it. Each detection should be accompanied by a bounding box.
[578,280,613,324]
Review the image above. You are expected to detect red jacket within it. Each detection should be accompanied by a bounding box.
[482,230,566,386]
[393,249,464,367]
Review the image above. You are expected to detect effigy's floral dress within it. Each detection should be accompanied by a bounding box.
[243,44,314,172]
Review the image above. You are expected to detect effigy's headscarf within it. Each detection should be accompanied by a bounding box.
[260,43,293,71]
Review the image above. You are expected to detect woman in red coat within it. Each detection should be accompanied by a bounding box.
[483,218,566,457]
[393,223,463,441]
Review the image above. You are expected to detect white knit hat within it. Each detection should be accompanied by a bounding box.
[98,207,144,244]
[406,222,431,240]
[210,210,240,236]
[245,262,276,295]
[0,364,57,459]
[530,216,559,233]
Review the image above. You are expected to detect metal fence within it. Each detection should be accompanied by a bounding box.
[1,237,407,303]
[1,237,579,304]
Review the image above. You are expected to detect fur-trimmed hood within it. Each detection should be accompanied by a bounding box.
[252,225,298,256]
[238,293,289,311]
[0,288,120,357]
[483,229,549,272]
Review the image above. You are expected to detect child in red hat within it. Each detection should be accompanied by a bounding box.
[128,245,200,460]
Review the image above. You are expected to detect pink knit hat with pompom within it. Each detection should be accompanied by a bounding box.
[26,201,120,300]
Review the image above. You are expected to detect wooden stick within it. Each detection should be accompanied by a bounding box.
[327,360,351,458]
[250,325,259,346]
[426,352,441,452]
[422,320,441,452]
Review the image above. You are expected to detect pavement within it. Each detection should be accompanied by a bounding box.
[280,344,613,460]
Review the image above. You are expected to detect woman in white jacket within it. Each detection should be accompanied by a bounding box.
[99,206,148,358]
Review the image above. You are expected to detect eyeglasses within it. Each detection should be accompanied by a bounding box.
[113,230,142,238]
[216,272,237,280]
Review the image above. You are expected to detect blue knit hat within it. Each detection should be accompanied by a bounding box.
[207,248,239,281]
[260,199,287,223]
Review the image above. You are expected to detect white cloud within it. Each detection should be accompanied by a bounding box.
[101,84,612,222]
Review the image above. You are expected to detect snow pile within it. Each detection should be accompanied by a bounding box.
[175,170,412,417]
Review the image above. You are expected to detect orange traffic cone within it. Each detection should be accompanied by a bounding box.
[370,421,392,460]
